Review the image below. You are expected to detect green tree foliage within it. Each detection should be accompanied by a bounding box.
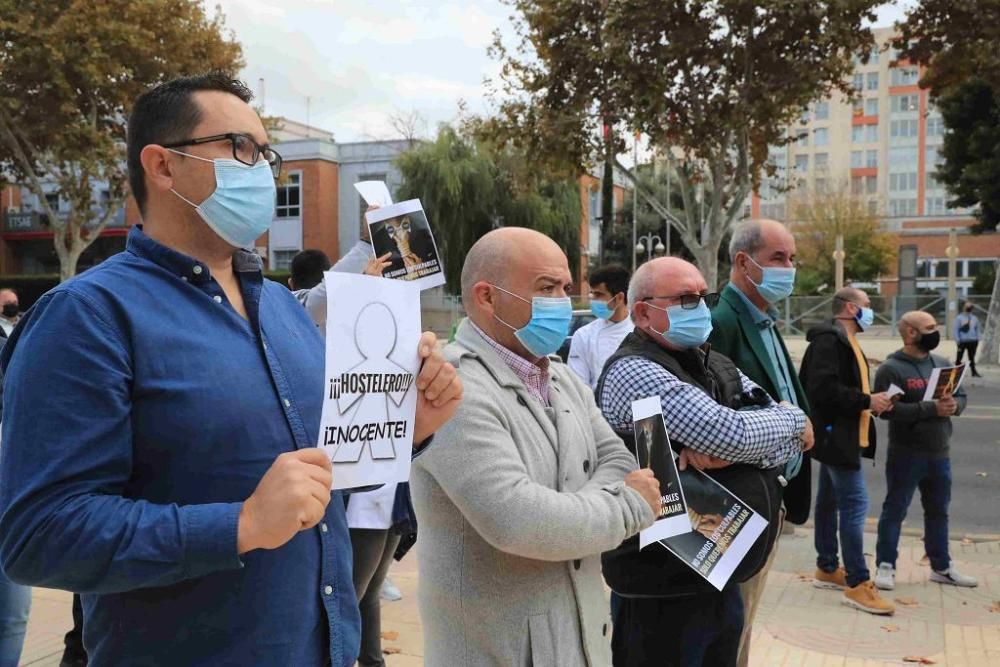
[395,125,581,294]
[896,0,1000,363]
[790,190,897,295]
[483,0,881,288]
[0,0,243,280]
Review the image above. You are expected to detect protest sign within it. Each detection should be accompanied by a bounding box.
[318,272,422,490]
[658,468,768,591]
[354,180,393,207]
[366,199,445,290]
[631,396,691,548]
[922,363,967,401]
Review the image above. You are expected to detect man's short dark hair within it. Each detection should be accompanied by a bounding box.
[290,250,332,291]
[832,287,864,315]
[126,73,253,215]
[590,264,630,298]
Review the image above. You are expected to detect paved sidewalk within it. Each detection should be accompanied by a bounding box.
[18,527,1000,666]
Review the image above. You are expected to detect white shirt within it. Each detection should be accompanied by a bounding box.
[0,317,15,337]
[303,241,373,338]
[346,482,398,530]
[567,316,634,389]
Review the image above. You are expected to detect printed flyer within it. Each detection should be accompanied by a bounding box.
[922,363,967,401]
[365,199,446,291]
[631,396,691,548]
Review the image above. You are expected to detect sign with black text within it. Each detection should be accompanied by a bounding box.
[318,272,421,489]
[366,200,445,291]
[631,396,691,548]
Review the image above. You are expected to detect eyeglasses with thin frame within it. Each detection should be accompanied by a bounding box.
[162,133,283,178]
[641,292,720,310]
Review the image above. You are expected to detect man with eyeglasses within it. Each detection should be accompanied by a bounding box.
[708,219,812,667]
[596,257,812,667]
[0,73,462,666]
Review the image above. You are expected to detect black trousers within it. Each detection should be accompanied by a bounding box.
[350,528,402,667]
[612,587,744,667]
[956,341,979,374]
[60,593,87,666]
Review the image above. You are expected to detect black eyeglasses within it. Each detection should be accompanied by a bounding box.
[642,292,720,310]
[162,133,282,178]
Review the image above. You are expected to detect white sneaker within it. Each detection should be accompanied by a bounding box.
[874,562,895,591]
[380,577,403,601]
[930,563,978,588]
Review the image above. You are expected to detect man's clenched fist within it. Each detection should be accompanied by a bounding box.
[625,468,661,515]
[237,449,333,554]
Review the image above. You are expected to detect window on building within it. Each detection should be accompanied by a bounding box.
[925,196,947,216]
[814,101,830,120]
[933,261,949,278]
[889,198,918,216]
[44,193,60,212]
[813,128,829,146]
[926,115,944,137]
[852,97,864,115]
[852,126,863,143]
[865,149,878,168]
[796,131,809,147]
[866,123,879,142]
[891,67,919,86]
[815,152,829,170]
[851,150,863,168]
[889,145,919,167]
[865,98,879,116]
[275,172,301,218]
[889,172,918,191]
[917,260,931,278]
[852,175,877,195]
[868,199,879,215]
[795,154,809,173]
[852,73,864,92]
[969,260,996,278]
[271,249,297,271]
[815,178,828,193]
[891,94,919,113]
[890,119,919,138]
[866,72,879,90]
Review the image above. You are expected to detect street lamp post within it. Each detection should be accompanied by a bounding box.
[946,228,959,339]
[833,234,845,292]
[635,233,666,266]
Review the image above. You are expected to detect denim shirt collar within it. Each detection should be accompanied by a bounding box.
[125,224,263,285]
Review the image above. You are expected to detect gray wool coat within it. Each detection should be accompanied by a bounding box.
[411,320,655,667]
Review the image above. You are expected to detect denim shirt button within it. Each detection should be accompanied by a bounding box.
[193,265,203,275]
[323,585,333,596]
[213,295,223,304]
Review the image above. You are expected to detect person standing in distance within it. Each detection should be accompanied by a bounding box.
[568,264,633,390]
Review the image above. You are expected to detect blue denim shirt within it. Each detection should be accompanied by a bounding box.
[0,226,360,666]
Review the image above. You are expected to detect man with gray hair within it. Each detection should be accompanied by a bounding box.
[709,218,812,666]
[411,227,659,666]
[598,256,812,666]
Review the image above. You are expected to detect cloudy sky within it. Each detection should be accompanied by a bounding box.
[213,0,918,143]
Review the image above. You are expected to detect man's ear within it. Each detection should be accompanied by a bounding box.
[473,282,494,315]
[140,144,176,197]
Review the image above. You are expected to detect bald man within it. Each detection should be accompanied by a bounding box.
[871,312,975,590]
[800,287,896,615]
[597,257,810,667]
[710,219,812,666]
[410,227,659,666]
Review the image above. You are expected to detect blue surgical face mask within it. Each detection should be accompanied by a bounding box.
[491,284,573,358]
[856,305,875,330]
[646,300,714,349]
[169,150,276,248]
[590,295,618,320]
[746,255,796,303]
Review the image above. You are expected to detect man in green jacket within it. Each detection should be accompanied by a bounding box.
[709,218,811,667]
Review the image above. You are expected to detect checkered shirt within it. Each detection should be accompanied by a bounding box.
[470,321,551,406]
[599,353,806,469]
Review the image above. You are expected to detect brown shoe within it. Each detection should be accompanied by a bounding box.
[842,580,895,615]
[813,567,848,590]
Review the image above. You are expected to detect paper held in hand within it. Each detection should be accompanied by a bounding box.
[354,180,393,208]
[317,272,422,490]
[631,397,691,548]
[922,363,967,401]
[365,199,446,291]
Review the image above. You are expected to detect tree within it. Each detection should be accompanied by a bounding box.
[789,189,897,295]
[395,125,581,293]
[0,0,243,281]
[483,0,881,288]
[896,0,1000,364]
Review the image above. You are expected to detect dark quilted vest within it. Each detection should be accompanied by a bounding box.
[595,331,785,597]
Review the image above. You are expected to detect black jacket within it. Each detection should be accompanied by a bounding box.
[799,320,876,469]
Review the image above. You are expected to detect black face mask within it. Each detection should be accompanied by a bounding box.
[2,304,18,318]
[917,329,940,352]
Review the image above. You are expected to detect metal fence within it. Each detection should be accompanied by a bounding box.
[775,294,992,336]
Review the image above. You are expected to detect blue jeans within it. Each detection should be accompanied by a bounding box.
[876,452,952,572]
[0,571,31,667]
[814,463,870,587]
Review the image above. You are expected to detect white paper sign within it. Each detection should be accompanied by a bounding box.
[354,180,394,207]
[887,383,905,399]
[318,272,422,490]
[631,396,692,548]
